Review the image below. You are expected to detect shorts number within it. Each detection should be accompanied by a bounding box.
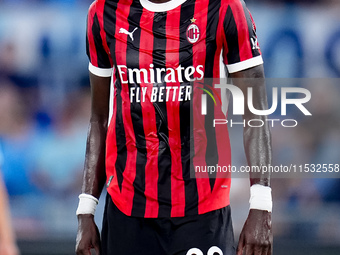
[186,248,203,255]
[186,246,223,255]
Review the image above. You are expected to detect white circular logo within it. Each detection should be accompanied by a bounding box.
[186,23,200,44]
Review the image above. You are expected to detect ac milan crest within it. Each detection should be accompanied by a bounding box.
[186,23,200,44]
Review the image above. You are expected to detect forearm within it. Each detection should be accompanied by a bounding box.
[231,65,272,186]
[80,73,111,199]
[233,66,273,255]
[76,123,105,253]
[243,116,272,186]
[81,120,108,199]
[242,76,272,186]
[76,73,110,253]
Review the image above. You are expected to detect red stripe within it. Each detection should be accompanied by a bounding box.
[213,47,221,79]
[213,19,231,207]
[210,95,231,210]
[205,0,231,212]
[191,0,212,215]
[192,0,232,215]
[165,6,185,217]
[87,2,98,66]
[215,0,227,71]
[139,9,159,218]
[108,0,136,216]
[213,5,232,178]
[96,0,113,66]
[229,0,252,61]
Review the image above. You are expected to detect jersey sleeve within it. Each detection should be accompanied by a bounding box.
[86,2,113,77]
[222,0,263,73]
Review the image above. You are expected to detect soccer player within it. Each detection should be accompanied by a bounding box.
[76,0,272,254]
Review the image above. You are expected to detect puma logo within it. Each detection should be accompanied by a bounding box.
[119,27,138,41]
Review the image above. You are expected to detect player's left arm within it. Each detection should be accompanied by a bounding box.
[230,64,273,255]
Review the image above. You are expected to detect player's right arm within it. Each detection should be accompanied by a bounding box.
[75,73,110,255]
[76,2,113,254]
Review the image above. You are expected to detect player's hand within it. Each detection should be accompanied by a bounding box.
[76,214,101,255]
[236,209,272,255]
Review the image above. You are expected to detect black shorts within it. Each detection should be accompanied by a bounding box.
[101,194,236,255]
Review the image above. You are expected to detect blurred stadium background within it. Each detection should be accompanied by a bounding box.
[0,0,339,254]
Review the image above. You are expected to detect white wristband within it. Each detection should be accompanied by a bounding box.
[249,184,272,212]
[76,194,99,216]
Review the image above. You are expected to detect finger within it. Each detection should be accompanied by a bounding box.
[92,238,101,255]
[236,235,245,255]
[267,244,272,255]
[94,245,101,255]
[75,243,91,255]
[245,244,254,255]
[254,246,268,255]
[77,248,91,255]
[263,247,269,255]
[94,226,101,255]
[75,245,83,255]
[254,246,261,255]
[75,248,88,255]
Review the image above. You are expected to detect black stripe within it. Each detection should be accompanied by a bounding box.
[204,0,221,190]
[114,92,127,193]
[126,1,147,217]
[92,14,111,68]
[224,6,241,64]
[204,0,220,78]
[153,11,172,218]
[104,0,127,193]
[104,0,118,65]
[179,0,198,216]
[86,17,90,61]
[241,1,261,58]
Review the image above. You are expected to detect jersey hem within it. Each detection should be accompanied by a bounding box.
[226,55,263,73]
[89,62,113,77]
[140,0,187,12]
[107,188,231,218]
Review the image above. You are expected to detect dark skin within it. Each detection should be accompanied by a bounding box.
[76,73,110,255]
[75,65,272,255]
[77,2,271,254]
[230,65,273,255]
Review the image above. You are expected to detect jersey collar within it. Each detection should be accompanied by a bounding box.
[140,0,187,12]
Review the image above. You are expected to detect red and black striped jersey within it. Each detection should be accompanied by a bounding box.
[86,0,263,218]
